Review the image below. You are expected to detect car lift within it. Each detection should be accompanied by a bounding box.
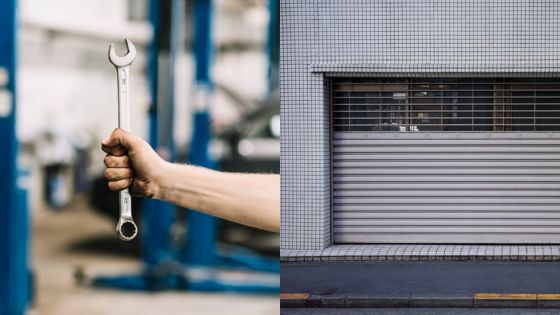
[0,0,32,314]
[93,0,279,293]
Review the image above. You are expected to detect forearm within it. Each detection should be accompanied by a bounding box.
[155,162,280,232]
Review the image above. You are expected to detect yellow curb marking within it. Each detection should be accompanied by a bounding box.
[280,293,310,300]
[475,293,536,300]
[537,294,560,300]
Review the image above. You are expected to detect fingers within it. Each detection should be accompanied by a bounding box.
[104,167,134,181]
[101,144,127,156]
[104,163,134,192]
[104,155,130,168]
[100,128,138,156]
[107,178,133,191]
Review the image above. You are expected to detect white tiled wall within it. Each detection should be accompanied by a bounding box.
[280,0,560,251]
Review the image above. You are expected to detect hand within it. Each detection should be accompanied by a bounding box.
[101,128,166,198]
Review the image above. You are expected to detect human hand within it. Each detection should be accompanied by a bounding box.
[101,128,167,198]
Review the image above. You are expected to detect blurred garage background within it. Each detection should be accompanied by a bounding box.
[0,0,279,314]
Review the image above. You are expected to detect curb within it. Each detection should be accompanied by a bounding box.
[280,292,560,309]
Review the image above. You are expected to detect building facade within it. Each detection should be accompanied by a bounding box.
[280,0,560,259]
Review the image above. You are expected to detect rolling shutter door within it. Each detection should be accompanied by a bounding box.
[332,78,560,243]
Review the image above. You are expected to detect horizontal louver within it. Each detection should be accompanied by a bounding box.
[332,78,560,132]
[332,78,560,244]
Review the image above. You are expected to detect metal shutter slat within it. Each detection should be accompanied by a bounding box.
[335,212,560,219]
[333,161,560,168]
[333,169,560,175]
[334,205,560,212]
[334,190,560,197]
[335,154,560,160]
[333,133,560,243]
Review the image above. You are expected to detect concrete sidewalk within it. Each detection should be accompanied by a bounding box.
[281,261,560,309]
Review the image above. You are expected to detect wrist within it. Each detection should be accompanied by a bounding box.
[153,160,175,201]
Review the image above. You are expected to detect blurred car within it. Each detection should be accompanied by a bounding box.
[213,100,280,174]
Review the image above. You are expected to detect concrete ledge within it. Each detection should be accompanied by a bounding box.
[410,293,473,308]
[538,294,560,308]
[320,294,347,308]
[345,294,411,308]
[281,245,560,262]
[280,293,560,309]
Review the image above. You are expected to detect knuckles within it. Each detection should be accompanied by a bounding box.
[103,168,113,179]
[103,156,113,167]
[107,178,133,191]
[104,168,132,180]
[104,155,129,168]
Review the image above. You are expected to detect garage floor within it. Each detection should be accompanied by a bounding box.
[29,198,278,315]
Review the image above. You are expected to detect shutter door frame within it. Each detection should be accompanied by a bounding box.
[330,77,560,244]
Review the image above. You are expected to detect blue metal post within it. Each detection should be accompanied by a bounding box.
[0,0,30,314]
[182,0,218,266]
[140,0,177,289]
[266,0,279,96]
[147,0,160,149]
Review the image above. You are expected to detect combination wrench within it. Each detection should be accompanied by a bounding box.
[108,39,138,241]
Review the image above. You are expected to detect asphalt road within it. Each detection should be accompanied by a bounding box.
[281,261,560,295]
[282,308,560,315]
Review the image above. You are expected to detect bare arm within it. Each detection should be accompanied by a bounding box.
[158,164,279,231]
[101,128,280,232]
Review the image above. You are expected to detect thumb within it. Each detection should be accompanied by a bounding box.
[101,128,135,156]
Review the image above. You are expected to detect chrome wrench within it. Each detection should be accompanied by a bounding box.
[108,39,138,241]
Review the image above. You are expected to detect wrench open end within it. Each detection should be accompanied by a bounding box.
[117,218,138,241]
[108,39,137,67]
